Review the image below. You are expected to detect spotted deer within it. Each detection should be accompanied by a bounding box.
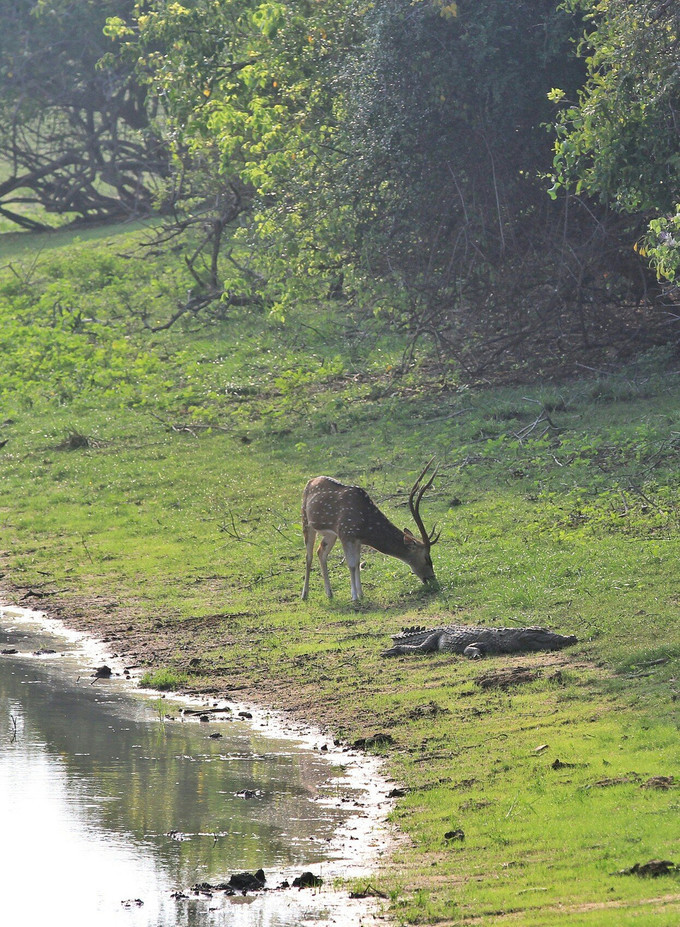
[301,460,440,601]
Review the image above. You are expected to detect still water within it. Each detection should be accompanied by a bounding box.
[0,605,384,927]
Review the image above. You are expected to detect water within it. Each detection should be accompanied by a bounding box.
[0,605,387,926]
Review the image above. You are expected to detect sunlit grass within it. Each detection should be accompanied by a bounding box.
[0,226,678,924]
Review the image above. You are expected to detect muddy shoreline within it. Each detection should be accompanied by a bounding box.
[1,587,399,925]
[3,584,335,711]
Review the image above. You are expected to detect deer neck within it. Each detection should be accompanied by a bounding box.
[363,516,415,561]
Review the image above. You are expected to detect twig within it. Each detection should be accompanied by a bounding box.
[148,412,230,436]
[219,511,260,546]
[241,569,288,590]
[80,535,93,563]
[420,408,473,425]
[270,522,296,543]
[149,411,199,438]
[350,884,389,900]
[627,482,665,513]
[513,410,559,443]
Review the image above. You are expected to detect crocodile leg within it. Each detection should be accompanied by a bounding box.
[382,630,445,657]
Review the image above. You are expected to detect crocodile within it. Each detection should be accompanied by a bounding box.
[382,624,578,658]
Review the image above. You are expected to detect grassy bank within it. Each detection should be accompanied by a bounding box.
[1,226,679,924]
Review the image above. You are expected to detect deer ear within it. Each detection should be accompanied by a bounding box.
[403,529,417,547]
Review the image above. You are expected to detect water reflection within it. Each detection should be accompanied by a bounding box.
[0,606,372,926]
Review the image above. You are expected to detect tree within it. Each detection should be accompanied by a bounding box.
[309,0,589,361]
[0,0,168,229]
[108,0,361,321]
[550,0,680,284]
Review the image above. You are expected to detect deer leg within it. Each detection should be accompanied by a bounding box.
[341,538,362,601]
[317,531,337,599]
[301,525,317,600]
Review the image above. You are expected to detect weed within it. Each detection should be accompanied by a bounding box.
[139,669,189,692]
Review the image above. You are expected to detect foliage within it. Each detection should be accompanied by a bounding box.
[0,236,189,409]
[109,1,602,336]
[550,0,680,282]
[0,0,168,227]
[334,1,580,268]
[646,207,680,284]
[16,0,654,357]
[0,0,677,358]
[105,0,362,316]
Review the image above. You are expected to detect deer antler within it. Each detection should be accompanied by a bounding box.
[408,457,440,547]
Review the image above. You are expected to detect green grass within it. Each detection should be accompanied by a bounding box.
[0,225,679,925]
[139,668,190,691]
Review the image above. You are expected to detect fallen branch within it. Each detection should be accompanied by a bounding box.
[148,412,230,436]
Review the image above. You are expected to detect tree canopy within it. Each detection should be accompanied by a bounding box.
[2,0,678,366]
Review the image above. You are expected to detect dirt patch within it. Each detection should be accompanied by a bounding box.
[641,776,676,790]
[408,700,450,719]
[474,666,541,689]
[432,894,680,925]
[590,775,641,788]
[619,860,679,878]
[4,585,220,685]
